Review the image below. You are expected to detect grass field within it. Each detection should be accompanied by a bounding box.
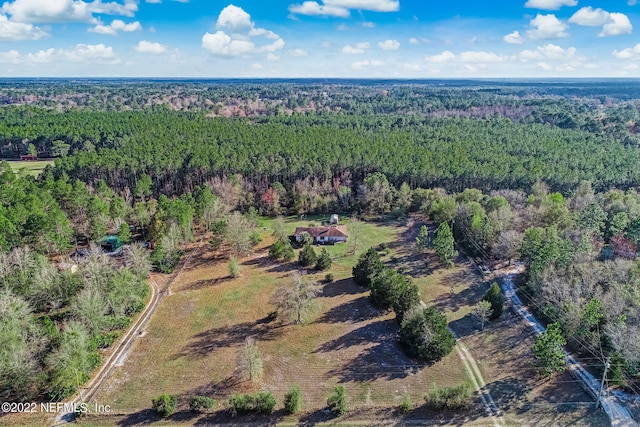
[4,159,55,177]
[77,216,487,425]
[6,214,608,426]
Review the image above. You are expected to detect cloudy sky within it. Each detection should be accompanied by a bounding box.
[1,0,640,77]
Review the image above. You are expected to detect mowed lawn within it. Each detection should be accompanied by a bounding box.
[91,216,476,424]
[5,159,55,177]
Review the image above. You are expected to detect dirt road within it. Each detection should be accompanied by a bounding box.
[500,266,638,427]
[51,246,201,426]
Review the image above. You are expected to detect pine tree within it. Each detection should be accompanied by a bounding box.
[532,322,567,376]
[315,248,332,271]
[415,225,430,251]
[298,243,317,267]
[433,222,457,267]
[352,247,384,287]
[482,282,504,320]
[118,222,132,244]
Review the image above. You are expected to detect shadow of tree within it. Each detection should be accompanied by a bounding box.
[321,277,366,297]
[485,376,533,412]
[172,320,284,360]
[314,318,397,353]
[316,295,381,324]
[430,278,489,314]
[313,318,425,383]
[115,408,158,426]
[180,277,231,292]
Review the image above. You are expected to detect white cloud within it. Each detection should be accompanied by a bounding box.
[425,50,508,64]
[613,43,640,60]
[378,39,399,50]
[252,63,263,70]
[288,1,349,17]
[458,51,507,63]
[26,48,57,62]
[342,42,369,54]
[1,0,138,24]
[288,0,399,18]
[527,14,569,40]
[266,52,279,61]
[146,0,161,3]
[66,43,120,64]
[630,0,638,5]
[89,19,141,35]
[0,44,121,65]
[409,37,418,44]
[0,13,47,40]
[289,48,308,57]
[362,21,375,28]
[134,40,166,54]
[503,30,523,44]
[537,62,553,70]
[568,7,609,26]
[0,49,20,63]
[601,13,632,37]
[351,59,384,69]
[524,0,576,10]
[216,4,252,33]
[425,50,455,63]
[202,5,284,57]
[569,7,632,37]
[520,43,577,60]
[202,31,254,56]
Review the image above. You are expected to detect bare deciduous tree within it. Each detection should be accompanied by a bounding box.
[473,300,493,331]
[226,211,256,257]
[347,216,363,256]
[238,337,263,383]
[491,230,523,265]
[270,271,320,324]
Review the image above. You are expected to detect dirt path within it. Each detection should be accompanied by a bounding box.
[51,245,201,426]
[450,329,505,427]
[405,216,504,426]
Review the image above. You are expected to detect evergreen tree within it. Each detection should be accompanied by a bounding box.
[152,393,177,418]
[298,243,317,267]
[352,247,384,287]
[415,225,430,251]
[118,222,132,244]
[327,385,347,417]
[482,282,504,320]
[315,248,332,271]
[399,306,456,362]
[532,322,567,376]
[433,222,457,267]
[283,385,303,415]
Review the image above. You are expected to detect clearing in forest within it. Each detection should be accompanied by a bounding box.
[58,215,608,426]
[83,217,483,425]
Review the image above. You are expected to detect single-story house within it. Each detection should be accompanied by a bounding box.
[294,225,348,244]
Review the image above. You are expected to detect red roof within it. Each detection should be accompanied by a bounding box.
[294,226,348,238]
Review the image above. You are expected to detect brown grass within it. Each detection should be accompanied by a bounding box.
[83,219,479,425]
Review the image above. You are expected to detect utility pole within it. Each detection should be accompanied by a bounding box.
[596,357,611,409]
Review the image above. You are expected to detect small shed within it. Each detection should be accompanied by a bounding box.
[100,235,122,252]
[330,214,339,224]
[20,155,38,161]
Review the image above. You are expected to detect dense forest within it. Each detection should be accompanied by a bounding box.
[2,79,640,402]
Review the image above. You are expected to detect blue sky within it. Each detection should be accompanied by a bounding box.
[1,0,640,77]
